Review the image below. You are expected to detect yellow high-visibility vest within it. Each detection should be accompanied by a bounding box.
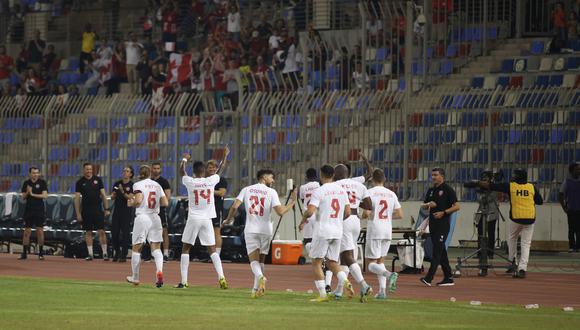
[509,182,535,220]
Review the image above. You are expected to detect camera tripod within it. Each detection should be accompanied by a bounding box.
[455,191,514,276]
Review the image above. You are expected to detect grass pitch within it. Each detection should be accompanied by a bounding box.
[0,277,579,330]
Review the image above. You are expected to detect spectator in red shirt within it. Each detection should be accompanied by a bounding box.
[200,59,217,112]
[553,2,567,41]
[42,44,59,80]
[249,30,268,59]
[252,55,270,91]
[0,45,15,89]
[16,43,29,73]
[162,2,178,53]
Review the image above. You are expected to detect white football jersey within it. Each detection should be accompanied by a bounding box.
[309,182,349,240]
[299,181,320,239]
[237,183,282,235]
[336,178,367,210]
[351,176,366,184]
[364,186,401,240]
[182,174,220,219]
[133,179,166,215]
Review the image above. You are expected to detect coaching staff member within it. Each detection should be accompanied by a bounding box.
[18,167,48,260]
[207,159,227,256]
[559,163,580,253]
[151,162,171,261]
[476,168,543,278]
[74,163,111,261]
[420,168,460,287]
[111,166,134,262]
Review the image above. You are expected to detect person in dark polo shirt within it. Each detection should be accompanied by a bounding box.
[18,167,48,260]
[111,166,134,262]
[420,167,460,287]
[559,163,580,253]
[207,159,227,256]
[151,162,171,261]
[74,163,111,261]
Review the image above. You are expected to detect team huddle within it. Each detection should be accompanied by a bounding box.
[116,148,402,303]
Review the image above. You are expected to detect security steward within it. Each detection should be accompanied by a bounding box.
[476,168,543,278]
[111,166,134,262]
[74,163,111,261]
[151,162,172,261]
[18,167,48,260]
[420,168,460,287]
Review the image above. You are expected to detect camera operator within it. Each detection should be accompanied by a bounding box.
[474,175,499,259]
[474,168,543,278]
[419,168,460,287]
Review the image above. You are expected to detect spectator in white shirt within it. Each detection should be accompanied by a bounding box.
[125,33,143,95]
[227,4,241,42]
[353,62,369,89]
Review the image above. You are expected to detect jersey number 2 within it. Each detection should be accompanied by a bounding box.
[147,192,157,209]
[378,200,389,220]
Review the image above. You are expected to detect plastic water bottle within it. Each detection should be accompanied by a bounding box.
[470,301,482,306]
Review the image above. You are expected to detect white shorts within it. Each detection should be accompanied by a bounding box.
[365,239,392,260]
[310,237,341,262]
[181,218,215,246]
[132,213,163,245]
[340,215,361,254]
[244,232,272,255]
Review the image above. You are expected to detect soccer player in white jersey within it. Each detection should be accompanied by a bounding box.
[361,169,404,299]
[223,169,296,298]
[343,151,373,184]
[298,168,320,256]
[331,164,374,302]
[126,165,169,287]
[300,165,352,302]
[176,148,229,289]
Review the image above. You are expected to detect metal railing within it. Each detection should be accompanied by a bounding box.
[2,84,578,203]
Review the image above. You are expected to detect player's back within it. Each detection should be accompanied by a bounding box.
[299,181,320,206]
[365,186,401,239]
[310,182,349,239]
[133,178,164,215]
[238,183,281,235]
[182,174,220,219]
[336,178,367,210]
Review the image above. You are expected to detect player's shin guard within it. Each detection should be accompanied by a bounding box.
[210,252,224,279]
[180,254,190,284]
[324,270,333,287]
[349,263,365,285]
[340,265,350,278]
[315,280,327,298]
[131,252,141,281]
[152,249,163,273]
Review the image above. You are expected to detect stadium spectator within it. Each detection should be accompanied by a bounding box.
[200,59,216,112]
[125,33,143,95]
[24,67,46,94]
[161,1,178,54]
[227,3,241,42]
[42,44,58,79]
[280,37,301,90]
[249,30,268,59]
[257,14,273,37]
[366,13,383,44]
[80,23,96,74]
[27,29,46,71]
[16,42,29,73]
[0,45,14,89]
[559,163,580,253]
[109,41,127,94]
[552,2,567,41]
[568,11,578,39]
[353,62,369,89]
[137,50,152,95]
[223,59,241,109]
[252,55,269,91]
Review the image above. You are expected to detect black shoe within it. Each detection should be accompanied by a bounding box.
[514,270,526,278]
[112,256,118,262]
[85,256,93,261]
[325,285,332,294]
[38,254,45,260]
[118,257,127,263]
[420,277,432,287]
[163,255,168,263]
[174,283,188,289]
[436,278,455,286]
[505,264,516,274]
[18,254,27,260]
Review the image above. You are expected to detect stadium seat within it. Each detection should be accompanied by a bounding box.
[530,40,545,55]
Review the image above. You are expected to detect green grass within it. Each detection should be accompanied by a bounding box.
[0,277,579,330]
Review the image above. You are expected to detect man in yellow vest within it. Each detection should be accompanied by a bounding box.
[477,168,543,278]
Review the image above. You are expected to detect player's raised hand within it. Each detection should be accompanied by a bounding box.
[182,153,191,161]
[224,145,230,157]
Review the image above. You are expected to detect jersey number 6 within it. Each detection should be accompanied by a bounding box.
[148,191,157,209]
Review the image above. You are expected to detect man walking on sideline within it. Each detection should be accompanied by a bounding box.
[207,160,228,256]
[151,162,172,261]
[126,165,169,287]
[74,163,111,261]
[224,169,296,298]
[18,167,48,260]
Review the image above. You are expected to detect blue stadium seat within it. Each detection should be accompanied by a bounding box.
[376,47,389,60]
[450,149,462,162]
[372,149,384,162]
[538,168,555,182]
[440,60,453,75]
[535,75,550,87]
[497,76,510,87]
[385,167,403,181]
[423,149,435,162]
[467,131,481,143]
[286,131,298,144]
[566,57,580,70]
[562,149,580,163]
[530,40,545,55]
[446,44,457,57]
[515,149,531,163]
[471,77,484,88]
[549,75,563,86]
[500,59,514,73]
[545,149,559,164]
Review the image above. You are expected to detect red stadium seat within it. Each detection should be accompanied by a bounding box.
[532,149,544,163]
[410,148,423,162]
[149,148,160,160]
[408,166,418,181]
[148,132,159,143]
[348,149,360,161]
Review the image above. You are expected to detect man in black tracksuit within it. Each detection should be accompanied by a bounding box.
[111,166,134,262]
[420,168,460,287]
[18,167,48,260]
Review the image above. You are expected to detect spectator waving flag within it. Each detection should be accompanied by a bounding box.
[167,53,192,84]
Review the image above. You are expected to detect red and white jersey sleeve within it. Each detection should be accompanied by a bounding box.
[364,186,401,240]
[182,174,220,219]
[238,183,281,235]
[134,179,165,215]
